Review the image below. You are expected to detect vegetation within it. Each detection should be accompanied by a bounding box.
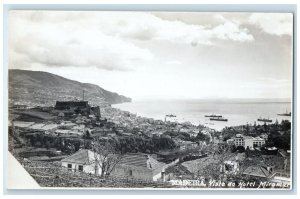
[91,138,123,178]
[18,128,177,156]
[101,135,176,154]
[164,130,211,143]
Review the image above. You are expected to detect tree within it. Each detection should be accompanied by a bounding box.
[281,120,291,131]
[195,132,210,143]
[83,130,91,139]
[82,130,92,149]
[199,143,253,187]
[236,146,245,153]
[246,123,250,135]
[91,138,123,178]
[200,144,233,181]
[63,142,76,154]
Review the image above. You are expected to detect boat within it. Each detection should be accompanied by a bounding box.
[257,117,272,122]
[277,110,291,116]
[277,112,291,116]
[205,114,222,118]
[166,114,176,117]
[210,117,228,122]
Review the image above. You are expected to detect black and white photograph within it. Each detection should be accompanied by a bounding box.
[7,10,293,190]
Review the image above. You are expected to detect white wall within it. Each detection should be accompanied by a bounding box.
[61,161,101,175]
[244,138,254,149]
[152,171,162,181]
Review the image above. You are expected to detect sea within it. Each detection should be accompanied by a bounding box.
[112,99,292,131]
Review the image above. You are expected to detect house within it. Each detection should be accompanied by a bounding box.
[188,129,199,137]
[91,127,111,135]
[260,133,269,140]
[110,153,167,182]
[226,138,234,145]
[11,104,30,109]
[61,149,101,175]
[200,127,214,134]
[179,127,190,133]
[252,136,266,147]
[150,131,165,137]
[242,165,274,179]
[243,164,290,187]
[178,141,198,151]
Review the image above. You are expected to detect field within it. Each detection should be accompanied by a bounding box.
[14,110,56,121]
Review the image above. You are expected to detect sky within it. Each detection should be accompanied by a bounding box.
[9,11,293,100]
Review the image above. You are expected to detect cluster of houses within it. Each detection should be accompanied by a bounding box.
[60,147,291,187]
[10,100,292,187]
[103,106,215,139]
[11,99,215,153]
[61,149,171,182]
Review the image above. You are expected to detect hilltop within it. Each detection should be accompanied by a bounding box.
[9,69,131,107]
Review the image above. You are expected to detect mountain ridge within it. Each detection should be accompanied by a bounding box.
[9,69,132,107]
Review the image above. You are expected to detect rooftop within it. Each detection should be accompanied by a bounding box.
[243,166,272,178]
[61,149,97,164]
[120,153,166,170]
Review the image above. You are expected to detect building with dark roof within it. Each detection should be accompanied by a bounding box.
[55,101,101,118]
[61,150,169,182]
[55,101,90,109]
[61,149,100,175]
[242,165,273,179]
[110,153,167,182]
[55,101,91,115]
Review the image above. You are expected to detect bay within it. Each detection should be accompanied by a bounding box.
[113,99,292,131]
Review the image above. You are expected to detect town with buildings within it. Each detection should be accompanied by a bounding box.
[8,99,292,189]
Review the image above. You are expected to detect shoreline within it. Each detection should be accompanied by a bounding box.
[111,100,292,131]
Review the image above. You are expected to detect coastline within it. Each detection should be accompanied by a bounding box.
[112,99,292,131]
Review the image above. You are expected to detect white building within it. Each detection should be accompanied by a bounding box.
[253,136,266,147]
[61,149,101,175]
[233,134,265,149]
[220,160,239,174]
[260,133,269,140]
[226,138,235,145]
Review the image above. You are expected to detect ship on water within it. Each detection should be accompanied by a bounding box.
[257,117,272,122]
[210,117,228,122]
[277,110,291,116]
[166,114,176,117]
[205,114,222,118]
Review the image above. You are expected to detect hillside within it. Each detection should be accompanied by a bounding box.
[9,69,131,107]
